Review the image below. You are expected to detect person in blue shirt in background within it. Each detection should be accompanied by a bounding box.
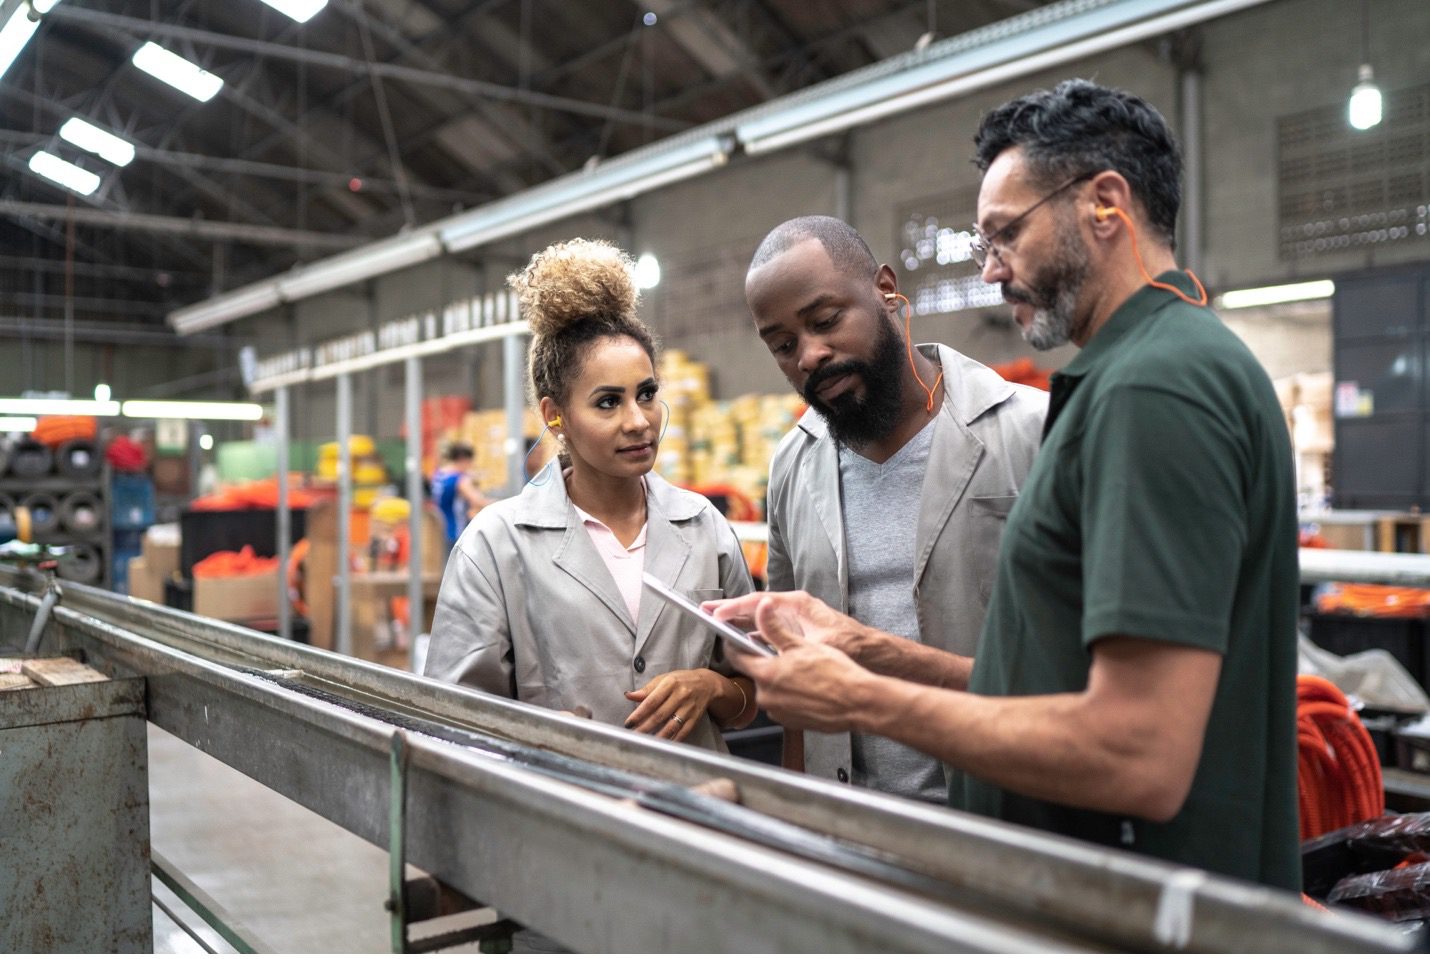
[432,442,494,546]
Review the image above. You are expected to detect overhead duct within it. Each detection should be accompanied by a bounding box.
[167,0,1274,335]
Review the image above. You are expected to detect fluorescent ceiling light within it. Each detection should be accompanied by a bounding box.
[0,5,38,83]
[738,0,1275,155]
[0,398,119,416]
[275,231,442,301]
[132,41,224,102]
[1217,280,1335,310]
[256,0,327,23]
[122,400,264,421]
[28,150,100,196]
[169,281,283,334]
[0,417,37,431]
[440,135,730,253]
[59,117,135,167]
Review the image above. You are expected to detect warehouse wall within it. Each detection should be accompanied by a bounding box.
[0,337,221,401]
[213,0,1428,443]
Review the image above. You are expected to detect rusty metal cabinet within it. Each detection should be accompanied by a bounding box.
[0,675,152,951]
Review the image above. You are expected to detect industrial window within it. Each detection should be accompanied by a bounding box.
[894,185,1005,317]
[1279,82,1430,260]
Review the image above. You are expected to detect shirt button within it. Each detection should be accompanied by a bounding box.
[836,767,849,783]
[633,655,646,673]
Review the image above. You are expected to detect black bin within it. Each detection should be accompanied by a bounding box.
[1308,611,1430,689]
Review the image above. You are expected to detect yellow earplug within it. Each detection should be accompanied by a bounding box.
[547,415,562,429]
[1095,206,1119,222]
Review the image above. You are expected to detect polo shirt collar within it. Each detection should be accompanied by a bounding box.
[1057,270,1201,379]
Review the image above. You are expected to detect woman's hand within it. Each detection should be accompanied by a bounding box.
[624,669,723,742]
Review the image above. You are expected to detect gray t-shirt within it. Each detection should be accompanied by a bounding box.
[839,418,946,804]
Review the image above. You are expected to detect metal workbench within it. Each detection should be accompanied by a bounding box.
[0,567,1412,952]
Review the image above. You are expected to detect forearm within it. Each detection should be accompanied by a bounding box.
[846,629,973,690]
[850,675,1176,819]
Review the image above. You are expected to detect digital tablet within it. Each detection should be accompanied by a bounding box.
[641,572,778,658]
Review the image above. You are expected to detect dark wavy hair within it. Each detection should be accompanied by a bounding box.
[973,79,1182,247]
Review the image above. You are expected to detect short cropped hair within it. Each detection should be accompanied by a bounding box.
[748,215,879,279]
[973,79,1182,247]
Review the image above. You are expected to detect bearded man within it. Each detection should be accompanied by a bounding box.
[746,215,1046,802]
[714,80,1299,890]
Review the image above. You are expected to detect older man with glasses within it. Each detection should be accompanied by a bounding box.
[710,79,1299,891]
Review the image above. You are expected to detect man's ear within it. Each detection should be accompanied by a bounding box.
[1089,171,1135,236]
[874,264,899,305]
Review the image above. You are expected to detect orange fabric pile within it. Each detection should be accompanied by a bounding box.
[1315,582,1430,618]
[989,357,1052,392]
[190,475,323,511]
[1298,675,1384,841]
[32,415,97,447]
[192,545,280,579]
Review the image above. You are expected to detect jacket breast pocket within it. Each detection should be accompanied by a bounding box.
[967,494,1018,604]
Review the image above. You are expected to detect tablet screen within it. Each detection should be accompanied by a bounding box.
[641,572,777,658]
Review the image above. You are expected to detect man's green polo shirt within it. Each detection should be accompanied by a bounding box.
[952,272,1301,891]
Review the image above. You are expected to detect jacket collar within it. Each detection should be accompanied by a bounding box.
[516,463,701,645]
[513,462,706,529]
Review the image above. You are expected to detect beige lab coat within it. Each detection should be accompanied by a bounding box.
[767,343,1048,784]
[425,464,753,751]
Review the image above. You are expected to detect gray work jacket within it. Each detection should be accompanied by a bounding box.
[766,343,1048,783]
[425,464,754,752]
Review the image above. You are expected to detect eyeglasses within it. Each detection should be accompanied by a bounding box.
[970,172,1094,269]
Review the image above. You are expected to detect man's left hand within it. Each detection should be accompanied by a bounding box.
[719,592,874,733]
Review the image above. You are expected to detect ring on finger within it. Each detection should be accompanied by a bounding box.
[672,714,686,726]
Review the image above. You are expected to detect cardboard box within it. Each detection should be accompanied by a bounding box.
[193,569,279,623]
[127,557,165,605]
[141,528,180,581]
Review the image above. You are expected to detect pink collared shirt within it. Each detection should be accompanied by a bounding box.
[571,501,648,623]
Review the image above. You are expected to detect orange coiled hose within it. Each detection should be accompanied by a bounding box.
[1297,674,1384,841]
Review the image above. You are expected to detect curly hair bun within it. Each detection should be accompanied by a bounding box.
[509,238,640,339]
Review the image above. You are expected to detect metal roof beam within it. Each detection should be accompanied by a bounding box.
[0,255,207,284]
[0,315,230,348]
[638,0,777,99]
[0,201,361,250]
[44,6,689,132]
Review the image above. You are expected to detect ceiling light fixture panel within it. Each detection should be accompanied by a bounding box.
[59,117,135,167]
[28,150,100,196]
[132,41,224,102]
[256,0,328,23]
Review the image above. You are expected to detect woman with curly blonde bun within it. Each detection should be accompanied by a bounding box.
[425,238,757,751]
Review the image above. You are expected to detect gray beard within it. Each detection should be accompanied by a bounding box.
[1023,281,1082,350]
[1017,211,1091,351]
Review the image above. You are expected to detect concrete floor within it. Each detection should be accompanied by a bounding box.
[147,724,394,952]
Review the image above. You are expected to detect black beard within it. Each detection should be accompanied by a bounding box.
[799,316,909,449]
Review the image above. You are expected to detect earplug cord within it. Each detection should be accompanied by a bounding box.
[888,292,942,412]
[1097,206,1208,307]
